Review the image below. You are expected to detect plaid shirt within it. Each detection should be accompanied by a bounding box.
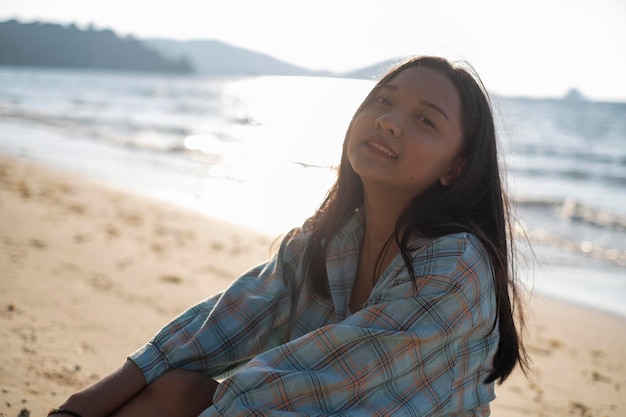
[130,213,498,416]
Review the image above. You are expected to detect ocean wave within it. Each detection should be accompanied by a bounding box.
[0,106,192,151]
[513,197,626,267]
[512,144,626,167]
[513,167,626,186]
[514,197,626,232]
[519,227,626,267]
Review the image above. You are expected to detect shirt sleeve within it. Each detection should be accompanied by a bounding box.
[129,228,308,384]
[200,233,498,417]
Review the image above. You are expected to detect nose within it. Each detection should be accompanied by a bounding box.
[375,112,402,138]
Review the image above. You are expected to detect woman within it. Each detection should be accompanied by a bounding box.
[50,56,528,417]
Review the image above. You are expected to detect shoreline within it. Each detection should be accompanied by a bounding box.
[1,155,625,416]
[1,119,625,319]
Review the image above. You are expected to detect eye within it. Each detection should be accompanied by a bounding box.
[374,96,392,106]
[416,115,436,128]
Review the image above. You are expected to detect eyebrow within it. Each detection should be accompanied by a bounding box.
[380,84,450,121]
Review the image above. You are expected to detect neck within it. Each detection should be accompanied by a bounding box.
[353,189,406,294]
[361,187,411,239]
[360,188,409,256]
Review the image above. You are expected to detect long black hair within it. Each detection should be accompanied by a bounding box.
[302,56,528,384]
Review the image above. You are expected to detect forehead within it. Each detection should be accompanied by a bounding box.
[384,66,462,120]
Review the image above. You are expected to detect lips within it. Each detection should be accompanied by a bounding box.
[367,140,398,159]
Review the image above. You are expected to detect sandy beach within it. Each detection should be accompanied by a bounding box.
[1,155,624,417]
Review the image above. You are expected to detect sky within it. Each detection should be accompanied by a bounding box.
[1,0,625,101]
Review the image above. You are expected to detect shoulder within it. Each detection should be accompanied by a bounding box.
[366,232,496,332]
[277,226,310,257]
[410,232,492,278]
[408,233,495,321]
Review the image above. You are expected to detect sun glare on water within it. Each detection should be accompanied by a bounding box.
[180,75,375,233]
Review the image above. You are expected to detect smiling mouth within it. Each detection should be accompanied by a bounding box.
[367,141,397,158]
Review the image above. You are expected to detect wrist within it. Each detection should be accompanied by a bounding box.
[48,408,84,417]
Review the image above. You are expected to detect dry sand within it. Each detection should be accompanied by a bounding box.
[1,155,624,417]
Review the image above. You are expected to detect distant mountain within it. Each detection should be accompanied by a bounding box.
[0,19,401,79]
[0,20,193,73]
[342,58,406,80]
[144,38,407,79]
[562,88,587,102]
[144,38,334,77]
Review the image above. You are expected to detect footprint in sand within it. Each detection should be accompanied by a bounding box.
[547,338,564,349]
[591,370,612,383]
[569,401,592,417]
[66,202,86,214]
[159,274,184,284]
[590,349,605,358]
[105,224,120,238]
[210,241,224,251]
[119,210,143,227]
[90,273,113,291]
[73,234,91,244]
[29,238,47,249]
[17,180,31,198]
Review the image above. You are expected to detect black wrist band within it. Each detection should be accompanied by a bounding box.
[48,408,84,417]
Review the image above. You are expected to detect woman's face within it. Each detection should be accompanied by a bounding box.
[347,66,465,201]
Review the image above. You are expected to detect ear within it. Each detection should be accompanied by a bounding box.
[440,158,466,186]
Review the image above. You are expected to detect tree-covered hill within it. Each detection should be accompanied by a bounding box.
[0,20,193,73]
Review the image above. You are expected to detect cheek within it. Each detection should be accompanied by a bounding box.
[403,144,450,180]
[344,135,357,169]
[349,111,372,135]
[345,125,363,158]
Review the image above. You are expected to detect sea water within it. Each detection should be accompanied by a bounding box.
[0,67,624,316]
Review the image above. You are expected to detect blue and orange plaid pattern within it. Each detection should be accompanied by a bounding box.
[131,213,498,416]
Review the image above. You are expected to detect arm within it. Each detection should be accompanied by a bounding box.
[202,233,498,416]
[53,228,307,416]
[56,360,146,417]
[130,228,308,384]
[54,228,307,416]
